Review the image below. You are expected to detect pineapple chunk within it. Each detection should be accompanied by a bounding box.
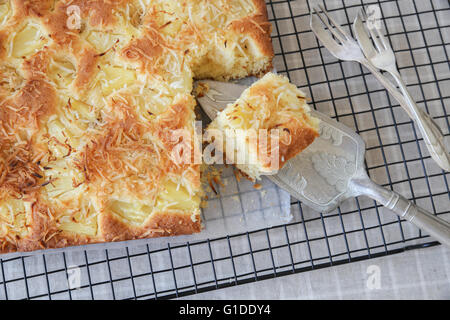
[108,200,153,225]
[46,117,75,157]
[0,0,11,25]
[43,160,97,237]
[86,31,125,53]
[0,198,29,238]
[132,87,174,116]
[43,160,85,199]
[12,24,46,57]
[60,98,97,136]
[58,219,98,237]
[48,58,77,88]
[100,65,136,96]
[69,98,97,122]
[156,180,200,211]
[45,98,96,153]
[57,201,98,237]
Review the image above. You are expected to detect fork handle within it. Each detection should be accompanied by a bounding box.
[354,177,450,247]
[390,71,450,172]
[361,62,414,116]
[361,61,450,172]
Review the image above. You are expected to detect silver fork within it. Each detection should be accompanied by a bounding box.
[310,5,449,171]
[353,9,450,172]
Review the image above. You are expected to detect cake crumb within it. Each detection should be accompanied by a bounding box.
[213,176,224,187]
[201,164,223,196]
[200,199,209,208]
[194,82,210,98]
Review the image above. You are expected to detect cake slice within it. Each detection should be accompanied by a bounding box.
[206,73,320,181]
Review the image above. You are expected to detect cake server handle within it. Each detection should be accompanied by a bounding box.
[352,176,450,247]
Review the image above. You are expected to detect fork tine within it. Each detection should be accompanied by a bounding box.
[361,8,385,52]
[363,8,390,51]
[374,23,390,50]
[313,6,346,44]
[368,23,385,52]
[318,4,352,40]
[310,10,345,59]
[353,10,377,59]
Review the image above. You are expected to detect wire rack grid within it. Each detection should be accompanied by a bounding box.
[0,0,449,300]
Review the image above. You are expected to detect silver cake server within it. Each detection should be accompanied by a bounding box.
[194,80,450,247]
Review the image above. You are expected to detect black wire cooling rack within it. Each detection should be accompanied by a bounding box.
[0,0,449,300]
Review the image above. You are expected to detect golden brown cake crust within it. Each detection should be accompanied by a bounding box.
[230,0,274,59]
[277,120,319,168]
[0,0,274,254]
[246,80,320,169]
[0,31,7,59]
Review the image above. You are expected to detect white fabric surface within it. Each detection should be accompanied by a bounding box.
[180,245,450,299]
